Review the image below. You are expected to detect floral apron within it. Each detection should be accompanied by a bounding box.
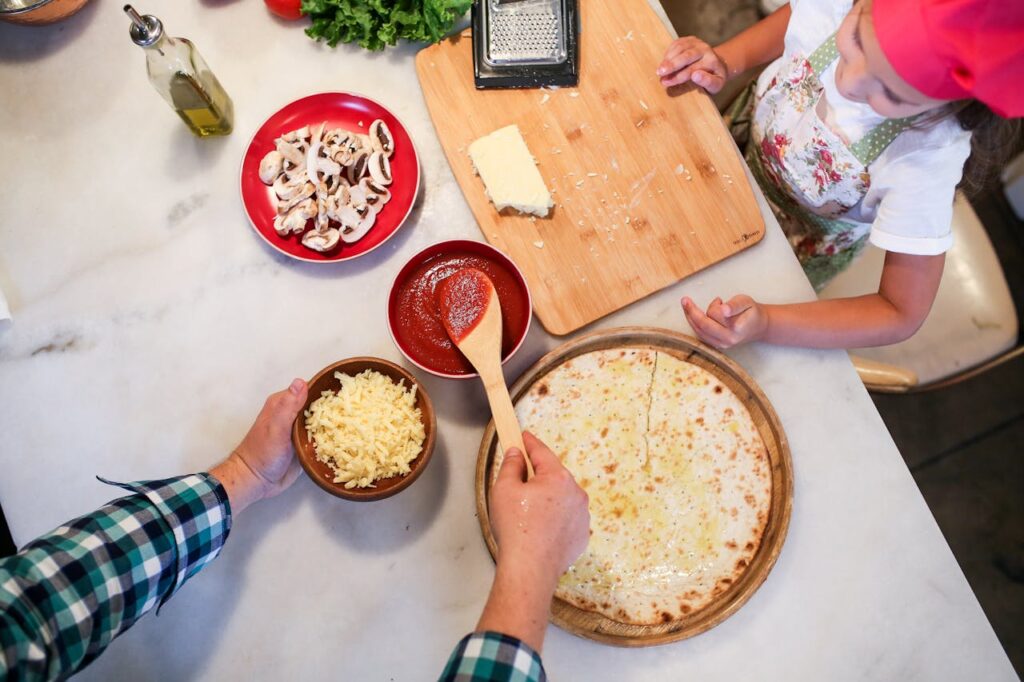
[743,34,916,290]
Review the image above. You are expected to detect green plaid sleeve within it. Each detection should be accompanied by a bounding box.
[439,631,546,682]
[0,473,231,681]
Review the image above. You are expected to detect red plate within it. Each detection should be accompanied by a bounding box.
[240,92,420,262]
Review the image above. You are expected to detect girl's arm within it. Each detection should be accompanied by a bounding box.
[658,4,792,92]
[717,3,793,79]
[683,252,945,349]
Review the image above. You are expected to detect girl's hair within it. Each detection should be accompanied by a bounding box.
[929,102,1023,196]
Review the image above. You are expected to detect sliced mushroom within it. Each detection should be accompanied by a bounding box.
[276,139,306,167]
[331,146,354,167]
[273,198,315,236]
[273,173,311,201]
[282,126,310,143]
[369,119,394,157]
[341,212,376,243]
[347,183,368,208]
[347,150,369,184]
[277,181,315,213]
[360,178,392,208]
[367,151,392,186]
[259,151,284,185]
[302,227,341,252]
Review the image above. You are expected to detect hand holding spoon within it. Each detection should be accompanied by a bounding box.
[437,268,534,479]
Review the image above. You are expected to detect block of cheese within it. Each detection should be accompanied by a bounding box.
[467,124,554,218]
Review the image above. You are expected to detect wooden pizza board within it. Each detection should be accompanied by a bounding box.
[475,327,793,646]
[416,0,765,336]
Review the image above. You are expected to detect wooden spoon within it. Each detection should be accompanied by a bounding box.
[437,268,534,479]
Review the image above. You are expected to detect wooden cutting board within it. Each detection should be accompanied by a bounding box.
[475,327,793,645]
[416,0,765,336]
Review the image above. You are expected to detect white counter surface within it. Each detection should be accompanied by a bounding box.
[0,2,1015,680]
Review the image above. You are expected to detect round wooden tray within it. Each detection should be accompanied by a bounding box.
[475,327,793,647]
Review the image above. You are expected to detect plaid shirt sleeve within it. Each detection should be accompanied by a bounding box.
[0,473,231,682]
[439,631,546,682]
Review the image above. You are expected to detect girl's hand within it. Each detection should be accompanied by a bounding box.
[657,36,729,93]
[681,295,768,349]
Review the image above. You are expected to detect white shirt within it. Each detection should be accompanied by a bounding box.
[756,0,972,255]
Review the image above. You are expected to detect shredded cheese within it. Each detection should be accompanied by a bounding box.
[304,370,425,489]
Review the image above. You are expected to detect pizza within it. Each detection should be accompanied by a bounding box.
[493,348,772,626]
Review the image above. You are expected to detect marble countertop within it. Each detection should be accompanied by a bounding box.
[0,2,1015,679]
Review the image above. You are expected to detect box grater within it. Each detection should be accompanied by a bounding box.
[472,0,579,89]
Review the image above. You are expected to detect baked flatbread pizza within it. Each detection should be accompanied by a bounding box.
[494,348,771,626]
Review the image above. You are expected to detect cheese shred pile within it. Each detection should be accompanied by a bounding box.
[304,370,425,489]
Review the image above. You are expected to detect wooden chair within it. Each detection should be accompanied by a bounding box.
[820,193,1021,392]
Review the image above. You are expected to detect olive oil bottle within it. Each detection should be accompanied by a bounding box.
[125,5,233,137]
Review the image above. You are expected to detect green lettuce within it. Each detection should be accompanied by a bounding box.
[301,0,472,51]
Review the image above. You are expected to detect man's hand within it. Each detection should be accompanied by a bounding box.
[682,295,768,349]
[657,36,729,93]
[476,432,590,652]
[490,432,590,587]
[210,378,309,515]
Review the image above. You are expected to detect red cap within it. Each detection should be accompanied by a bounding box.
[872,0,1024,118]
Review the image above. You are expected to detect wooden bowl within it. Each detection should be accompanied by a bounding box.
[292,357,436,502]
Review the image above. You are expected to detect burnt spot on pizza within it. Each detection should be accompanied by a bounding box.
[536,383,549,396]
[644,483,654,493]
[612,507,624,518]
[736,558,748,570]
[745,541,755,551]
[713,385,723,394]
[744,493,756,507]
[724,407,734,417]
[601,602,611,609]
[609,478,617,487]
[600,426,609,438]
[617,608,628,619]
[603,462,618,474]
[661,611,673,623]
[654,476,664,484]
[695,417,705,425]
[680,604,693,614]
[725,540,738,550]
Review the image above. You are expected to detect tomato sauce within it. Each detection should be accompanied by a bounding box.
[392,252,529,375]
[437,268,491,344]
